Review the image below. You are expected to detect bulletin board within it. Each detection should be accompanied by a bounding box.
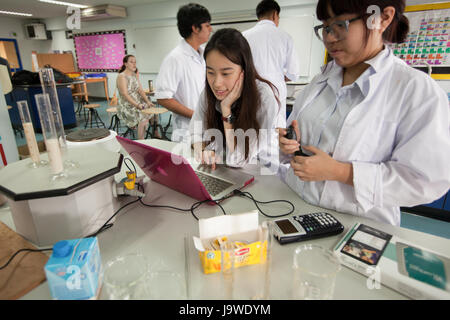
[389,2,450,79]
[73,30,127,72]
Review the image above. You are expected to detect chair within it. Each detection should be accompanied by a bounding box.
[106,107,121,133]
[142,107,170,140]
[83,104,106,129]
[72,82,89,120]
[121,127,136,139]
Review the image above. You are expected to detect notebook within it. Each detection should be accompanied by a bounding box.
[116,136,255,202]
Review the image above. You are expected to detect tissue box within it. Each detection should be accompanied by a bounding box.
[193,211,267,274]
[44,237,102,300]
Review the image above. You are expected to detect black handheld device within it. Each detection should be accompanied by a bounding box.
[285,125,309,157]
[273,212,344,245]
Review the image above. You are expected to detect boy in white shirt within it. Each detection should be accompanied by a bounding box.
[243,0,299,128]
[155,3,212,142]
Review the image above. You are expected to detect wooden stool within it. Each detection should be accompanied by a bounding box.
[142,107,169,139]
[72,92,88,120]
[83,104,106,129]
[106,107,121,133]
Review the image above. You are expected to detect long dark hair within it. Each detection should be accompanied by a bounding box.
[118,54,137,73]
[203,28,279,159]
[316,0,409,44]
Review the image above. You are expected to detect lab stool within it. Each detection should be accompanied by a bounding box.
[121,127,136,140]
[106,107,121,134]
[142,107,171,140]
[72,92,88,120]
[83,104,106,129]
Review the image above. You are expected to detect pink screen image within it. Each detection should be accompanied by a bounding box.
[75,32,126,70]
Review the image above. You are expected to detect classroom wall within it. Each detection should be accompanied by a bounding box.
[4,0,450,98]
[39,0,324,98]
[0,16,51,71]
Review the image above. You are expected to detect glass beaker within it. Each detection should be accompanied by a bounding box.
[220,240,235,300]
[102,253,149,300]
[292,244,341,300]
[35,93,67,180]
[39,68,78,169]
[16,100,48,168]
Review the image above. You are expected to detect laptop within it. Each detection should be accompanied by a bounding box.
[116,136,255,202]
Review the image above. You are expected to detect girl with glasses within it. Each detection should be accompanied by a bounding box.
[278,0,450,226]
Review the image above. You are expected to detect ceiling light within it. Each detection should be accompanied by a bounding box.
[38,0,89,8]
[0,10,33,17]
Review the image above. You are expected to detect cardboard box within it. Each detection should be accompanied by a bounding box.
[334,223,450,299]
[193,211,267,274]
[17,140,46,160]
[44,237,102,300]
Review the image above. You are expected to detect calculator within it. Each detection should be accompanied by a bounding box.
[272,212,344,245]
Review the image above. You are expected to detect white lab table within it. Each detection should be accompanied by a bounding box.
[1,139,449,300]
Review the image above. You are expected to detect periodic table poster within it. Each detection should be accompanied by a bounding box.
[390,8,450,66]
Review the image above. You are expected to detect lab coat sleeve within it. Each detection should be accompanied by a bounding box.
[352,76,450,211]
[279,77,320,166]
[155,55,180,100]
[283,34,300,82]
[189,90,207,145]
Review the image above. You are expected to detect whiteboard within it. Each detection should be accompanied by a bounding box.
[134,25,182,73]
[134,15,314,76]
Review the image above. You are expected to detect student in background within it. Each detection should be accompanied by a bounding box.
[243,0,299,128]
[278,0,450,226]
[117,54,157,140]
[190,28,279,171]
[155,3,212,143]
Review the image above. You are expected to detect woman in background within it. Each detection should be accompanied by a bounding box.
[117,54,160,139]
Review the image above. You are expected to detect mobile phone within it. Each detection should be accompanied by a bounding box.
[285,125,309,157]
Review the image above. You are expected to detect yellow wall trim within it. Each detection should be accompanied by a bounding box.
[406,2,450,12]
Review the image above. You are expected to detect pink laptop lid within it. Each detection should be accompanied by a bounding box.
[116,136,212,202]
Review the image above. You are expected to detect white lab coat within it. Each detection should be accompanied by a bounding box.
[243,20,300,127]
[155,39,206,142]
[281,47,450,226]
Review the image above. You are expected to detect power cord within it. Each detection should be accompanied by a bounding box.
[0,248,53,271]
[232,189,295,218]
[1,158,295,270]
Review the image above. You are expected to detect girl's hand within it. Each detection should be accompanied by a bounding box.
[290,145,354,185]
[220,71,244,112]
[278,119,300,155]
[290,145,338,181]
[196,150,219,171]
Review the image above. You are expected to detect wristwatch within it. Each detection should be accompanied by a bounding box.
[221,113,235,124]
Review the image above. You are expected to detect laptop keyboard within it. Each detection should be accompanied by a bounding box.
[195,171,233,196]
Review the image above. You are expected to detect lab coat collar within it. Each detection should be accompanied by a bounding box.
[256,19,276,28]
[180,38,205,61]
[317,46,392,97]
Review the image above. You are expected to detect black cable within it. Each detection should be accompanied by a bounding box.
[123,157,137,173]
[0,182,144,272]
[233,189,295,218]
[86,197,142,238]
[0,247,53,271]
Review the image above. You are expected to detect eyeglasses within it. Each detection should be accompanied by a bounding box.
[314,16,362,42]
